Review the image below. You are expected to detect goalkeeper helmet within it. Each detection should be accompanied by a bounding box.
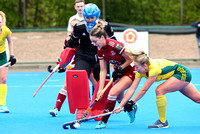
[83,3,100,33]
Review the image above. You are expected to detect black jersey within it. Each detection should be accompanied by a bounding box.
[66,20,116,57]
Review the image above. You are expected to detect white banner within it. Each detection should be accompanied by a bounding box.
[114,28,149,55]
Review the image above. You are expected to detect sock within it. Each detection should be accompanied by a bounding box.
[55,88,67,111]
[102,95,117,124]
[156,95,167,123]
[0,84,7,105]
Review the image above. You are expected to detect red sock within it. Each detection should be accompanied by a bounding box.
[102,98,116,124]
[55,88,67,111]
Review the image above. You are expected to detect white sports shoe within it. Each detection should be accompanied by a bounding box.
[0,105,10,113]
[49,108,58,117]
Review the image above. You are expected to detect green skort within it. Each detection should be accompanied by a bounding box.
[173,64,191,82]
[0,51,8,66]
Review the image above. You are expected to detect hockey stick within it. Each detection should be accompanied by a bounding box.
[79,78,113,119]
[47,55,75,73]
[0,62,11,69]
[33,64,60,97]
[47,65,53,72]
[63,107,123,129]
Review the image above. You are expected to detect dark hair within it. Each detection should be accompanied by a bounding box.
[75,0,84,4]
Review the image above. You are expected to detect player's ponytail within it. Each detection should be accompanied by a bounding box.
[96,21,104,29]
[90,21,108,39]
[125,47,150,66]
[133,51,149,65]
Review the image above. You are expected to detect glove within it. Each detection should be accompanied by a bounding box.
[58,67,66,73]
[124,100,135,112]
[9,55,16,66]
[112,65,122,82]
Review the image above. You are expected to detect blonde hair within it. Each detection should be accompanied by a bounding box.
[90,21,108,39]
[125,48,150,66]
[68,19,80,38]
[70,18,79,27]
[0,11,6,26]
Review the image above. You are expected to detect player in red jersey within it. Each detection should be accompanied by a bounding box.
[89,21,138,129]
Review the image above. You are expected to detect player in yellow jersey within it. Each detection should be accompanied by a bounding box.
[0,11,16,113]
[114,51,200,129]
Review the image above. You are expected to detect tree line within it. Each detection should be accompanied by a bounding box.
[0,0,200,29]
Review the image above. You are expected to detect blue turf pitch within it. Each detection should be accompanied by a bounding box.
[1,68,200,134]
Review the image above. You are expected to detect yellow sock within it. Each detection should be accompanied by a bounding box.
[0,84,7,105]
[156,95,167,123]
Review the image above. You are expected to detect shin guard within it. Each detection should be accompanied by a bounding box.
[66,70,90,114]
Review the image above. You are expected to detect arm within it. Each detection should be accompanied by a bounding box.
[114,75,157,113]
[112,49,133,82]
[64,25,80,49]
[120,51,133,69]
[7,35,14,55]
[67,17,73,35]
[65,35,80,49]
[132,75,157,102]
[118,78,141,108]
[7,35,16,66]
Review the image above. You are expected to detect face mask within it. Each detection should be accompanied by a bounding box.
[85,19,97,33]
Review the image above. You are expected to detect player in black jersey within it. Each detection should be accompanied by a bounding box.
[64,3,116,120]
[65,3,116,83]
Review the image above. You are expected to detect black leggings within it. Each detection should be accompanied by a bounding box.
[74,59,110,82]
[74,59,100,82]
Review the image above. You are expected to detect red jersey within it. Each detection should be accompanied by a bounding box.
[98,38,135,81]
[98,38,126,65]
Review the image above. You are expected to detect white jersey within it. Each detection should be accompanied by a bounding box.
[67,13,84,32]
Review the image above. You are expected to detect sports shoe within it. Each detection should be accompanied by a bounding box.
[91,109,103,121]
[49,108,58,117]
[148,120,169,129]
[0,105,10,113]
[95,120,106,129]
[127,103,138,123]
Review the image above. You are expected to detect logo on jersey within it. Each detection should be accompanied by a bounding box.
[115,43,123,51]
[108,41,115,47]
[110,51,116,56]
[82,33,86,36]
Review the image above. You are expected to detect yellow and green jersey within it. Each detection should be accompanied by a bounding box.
[0,26,12,53]
[135,59,178,81]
